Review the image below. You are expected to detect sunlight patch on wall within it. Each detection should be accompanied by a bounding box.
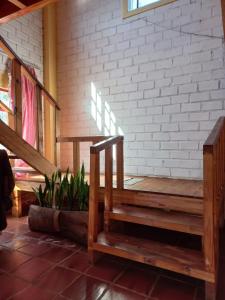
[91,82,124,137]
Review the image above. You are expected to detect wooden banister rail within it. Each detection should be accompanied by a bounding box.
[0,35,60,110]
[203,117,225,293]
[56,136,107,175]
[0,34,60,163]
[88,136,124,260]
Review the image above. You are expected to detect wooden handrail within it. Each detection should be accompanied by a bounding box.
[90,136,124,153]
[57,136,106,143]
[0,100,13,115]
[88,135,124,254]
[0,34,60,110]
[203,117,224,151]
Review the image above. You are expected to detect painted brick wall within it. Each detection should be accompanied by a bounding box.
[57,0,225,179]
[0,10,43,82]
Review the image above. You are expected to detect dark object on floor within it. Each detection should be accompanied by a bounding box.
[0,149,15,230]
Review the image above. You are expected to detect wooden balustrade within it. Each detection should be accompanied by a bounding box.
[88,136,124,258]
[56,136,106,174]
[0,34,60,163]
[203,117,225,294]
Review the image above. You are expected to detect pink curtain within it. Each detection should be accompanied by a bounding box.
[21,71,37,147]
[13,68,37,174]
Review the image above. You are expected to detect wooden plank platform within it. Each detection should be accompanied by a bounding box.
[111,189,203,215]
[93,232,214,283]
[107,204,204,235]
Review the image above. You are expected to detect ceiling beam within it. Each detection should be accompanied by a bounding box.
[0,0,59,24]
[7,0,26,9]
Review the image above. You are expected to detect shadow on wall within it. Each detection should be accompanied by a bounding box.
[90,81,124,136]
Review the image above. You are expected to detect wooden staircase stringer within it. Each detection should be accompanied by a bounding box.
[0,120,57,176]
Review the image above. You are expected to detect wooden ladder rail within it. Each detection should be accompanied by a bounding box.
[0,34,60,164]
[203,117,225,300]
[88,135,124,262]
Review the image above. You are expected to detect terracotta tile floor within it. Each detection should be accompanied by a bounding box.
[0,216,225,300]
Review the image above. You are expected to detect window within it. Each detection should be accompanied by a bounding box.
[123,0,176,18]
[0,90,10,125]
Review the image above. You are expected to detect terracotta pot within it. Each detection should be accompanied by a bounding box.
[59,210,88,246]
[28,205,60,233]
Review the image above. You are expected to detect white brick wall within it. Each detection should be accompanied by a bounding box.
[0,10,43,82]
[57,0,225,179]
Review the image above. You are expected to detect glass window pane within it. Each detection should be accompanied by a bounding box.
[0,91,10,125]
[128,0,138,11]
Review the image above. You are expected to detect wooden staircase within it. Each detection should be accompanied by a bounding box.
[0,119,57,176]
[0,34,59,177]
[88,118,225,300]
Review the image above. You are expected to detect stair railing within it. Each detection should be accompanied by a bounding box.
[203,117,225,285]
[88,136,124,253]
[0,34,60,163]
[56,136,106,174]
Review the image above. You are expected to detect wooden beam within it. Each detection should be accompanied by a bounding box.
[7,0,26,9]
[221,0,225,37]
[0,119,57,176]
[0,0,59,24]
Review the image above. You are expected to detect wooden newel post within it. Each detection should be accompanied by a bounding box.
[88,151,100,262]
[116,137,124,190]
[12,59,22,136]
[73,141,80,175]
[105,146,113,231]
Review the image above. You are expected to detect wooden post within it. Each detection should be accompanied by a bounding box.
[73,141,80,175]
[88,152,100,263]
[36,85,44,155]
[116,138,124,190]
[105,146,113,231]
[12,59,22,136]
[203,147,215,273]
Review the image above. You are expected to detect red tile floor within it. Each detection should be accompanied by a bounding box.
[0,216,225,300]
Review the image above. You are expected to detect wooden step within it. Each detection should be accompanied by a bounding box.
[110,189,203,215]
[13,167,39,174]
[92,232,214,283]
[106,205,203,236]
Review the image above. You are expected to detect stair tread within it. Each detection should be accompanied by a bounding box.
[108,204,203,235]
[13,167,39,174]
[93,231,213,282]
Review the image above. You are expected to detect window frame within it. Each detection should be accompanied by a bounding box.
[122,0,177,18]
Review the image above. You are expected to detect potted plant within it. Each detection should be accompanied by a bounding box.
[28,164,89,245]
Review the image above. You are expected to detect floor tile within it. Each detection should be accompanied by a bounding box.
[13,257,53,282]
[61,250,90,272]
[37,266,80,293]
[150,276,195,300]
[100,286,146,300]
[115,266,157,295]
[39,246,74,263]
[87,257,124,282]
[0,231,15,244]
[10,285,56,300]
[0,248,31,272]
[3,236,31,250]
[0,273,28,299]
[62,275,108,300]
[18,241,51,256]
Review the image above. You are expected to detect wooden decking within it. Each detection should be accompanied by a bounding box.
[15,174,203,196]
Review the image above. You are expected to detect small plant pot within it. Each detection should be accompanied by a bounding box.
[28,205,60,233]
[59,210,88,246]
